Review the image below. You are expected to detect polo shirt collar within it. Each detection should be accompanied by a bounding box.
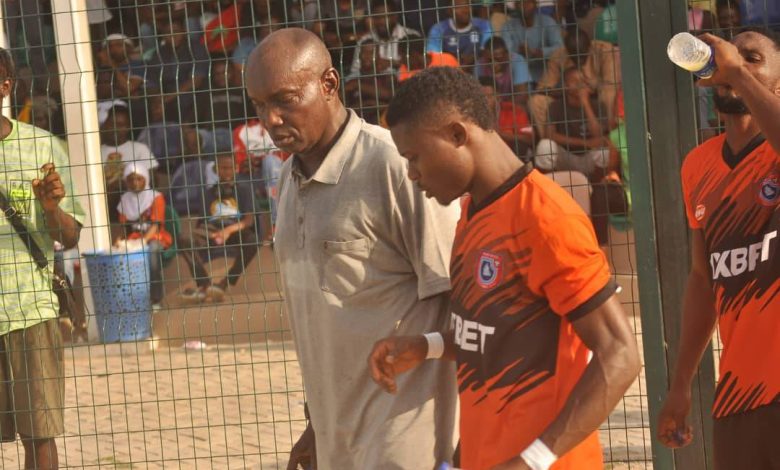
[293,109,361,185]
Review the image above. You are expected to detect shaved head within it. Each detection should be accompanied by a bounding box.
[247,28,333,81]
[244,28,346,160]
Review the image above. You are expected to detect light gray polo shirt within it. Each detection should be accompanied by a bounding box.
[275,110,459,469]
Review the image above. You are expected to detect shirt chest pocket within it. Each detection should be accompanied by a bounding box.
[320,238,372,298]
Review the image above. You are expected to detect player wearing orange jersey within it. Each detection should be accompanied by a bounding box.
[368,67,641,470]
[658,29,780,468]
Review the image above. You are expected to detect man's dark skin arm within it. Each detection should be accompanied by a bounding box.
[546,122,608,150]
[657,230,718,448]
[493,295,641,469]
[32,163,81,248]
[369,294,641,469]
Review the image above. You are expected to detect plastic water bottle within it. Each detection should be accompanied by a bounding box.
[667,32,716,78]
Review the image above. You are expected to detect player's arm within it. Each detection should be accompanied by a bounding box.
[494,294,640,469]
[698,33,780,154]
[657,229,718,448]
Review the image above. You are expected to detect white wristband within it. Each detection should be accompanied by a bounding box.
[520,439,557,470]
[423,332,444,359]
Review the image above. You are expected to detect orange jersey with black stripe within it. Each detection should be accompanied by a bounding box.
[681,135,780,418]
[450,166,616,470]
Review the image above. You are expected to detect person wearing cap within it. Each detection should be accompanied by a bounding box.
[96,33,148,100]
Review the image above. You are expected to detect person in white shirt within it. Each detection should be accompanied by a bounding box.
[348,0,421,79]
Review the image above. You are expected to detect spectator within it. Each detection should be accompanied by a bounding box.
[398,37,459,82]
[197,59,255,153]
[246,29,458,469]
[499,0,564,84]
[348,0,421,78]
[0,47,85,470]
[534,67,609,177]
[344,40,396,124]
[476,37,532,106]
[479,76,535,157]
[233,120,289,239]
[147,17,210,124]
[100,102,159,220]
[398,0,442,34]
[95,34,147,101]
[115,162,172,309]
[531,27,621,137]
[176,153,259,302]
[137,93,185,171]
[716,0,743,38]
[688,5,716,34]
[426,0,493,66]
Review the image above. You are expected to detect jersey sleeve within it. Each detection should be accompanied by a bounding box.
[426,23,444,53]
[526,213,616,319]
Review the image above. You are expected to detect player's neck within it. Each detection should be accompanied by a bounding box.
[469,135,525,206]
[723,114,762,155]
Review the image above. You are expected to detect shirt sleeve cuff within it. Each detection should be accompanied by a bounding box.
[565,279,618,322]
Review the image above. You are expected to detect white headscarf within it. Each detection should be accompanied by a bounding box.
[118,162,160,221]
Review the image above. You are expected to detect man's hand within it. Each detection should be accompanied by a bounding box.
[490,455,531,470]
[657,386,693,448]
[697,33,745,87]
[585,135,609,149]
[368,335,428,394]
[32,163,65,212]
[287,423,317,470]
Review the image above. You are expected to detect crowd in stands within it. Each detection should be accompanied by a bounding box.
[3,0,776,305]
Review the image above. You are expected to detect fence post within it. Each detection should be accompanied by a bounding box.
[52,0,110,341]
[617,1,716,469]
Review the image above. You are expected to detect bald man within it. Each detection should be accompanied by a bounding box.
[245,29,459,470]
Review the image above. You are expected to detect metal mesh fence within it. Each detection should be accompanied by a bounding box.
[0,0,777,468]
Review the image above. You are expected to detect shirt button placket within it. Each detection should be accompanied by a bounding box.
[297,191,306,248]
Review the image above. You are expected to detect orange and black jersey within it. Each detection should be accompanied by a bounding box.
[681,134,779,419]
[450,165,616,470]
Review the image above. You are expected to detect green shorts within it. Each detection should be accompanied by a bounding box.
[0,319,65,441]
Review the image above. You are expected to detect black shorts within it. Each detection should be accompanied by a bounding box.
[713,402,780,470]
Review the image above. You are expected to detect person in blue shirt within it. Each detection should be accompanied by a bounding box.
[476,37,532,106]
[426,0,492,66]
[499,0,563,84]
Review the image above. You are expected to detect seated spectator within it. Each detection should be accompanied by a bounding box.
[95,34,147,100]
[716,0,743,38]
[344,40,396,124]
[476,37,532,106]
[499,0,564,84]
[530,27,621,137]
[197,59,254,153]
[138,92,184,170]
[348,0,421,78]
[398,38,459,82]
[114,162,172,308]
[479,76,535,158]
[398,0,443,34]
[176,153,259,302]
[233,120,290,240]
[426,0,492,66]
[590,89,630,245]
[534,67,609,177]
[100,102,159,220]
[147,17,210,124]
[738,0,780,28]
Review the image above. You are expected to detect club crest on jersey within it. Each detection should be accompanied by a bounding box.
[695,204,706,221]
[476,251,502,289]
[758,173,779,206]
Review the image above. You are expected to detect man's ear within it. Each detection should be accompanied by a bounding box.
[447,121,469,148]
[321,68,340,100]
[0,78,12,99]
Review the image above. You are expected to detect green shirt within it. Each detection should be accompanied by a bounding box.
[0,120,85,335]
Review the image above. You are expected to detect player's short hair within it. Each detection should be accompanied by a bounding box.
[0,47,16,81]
[386,66,494,130]
[737,26,780,50]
